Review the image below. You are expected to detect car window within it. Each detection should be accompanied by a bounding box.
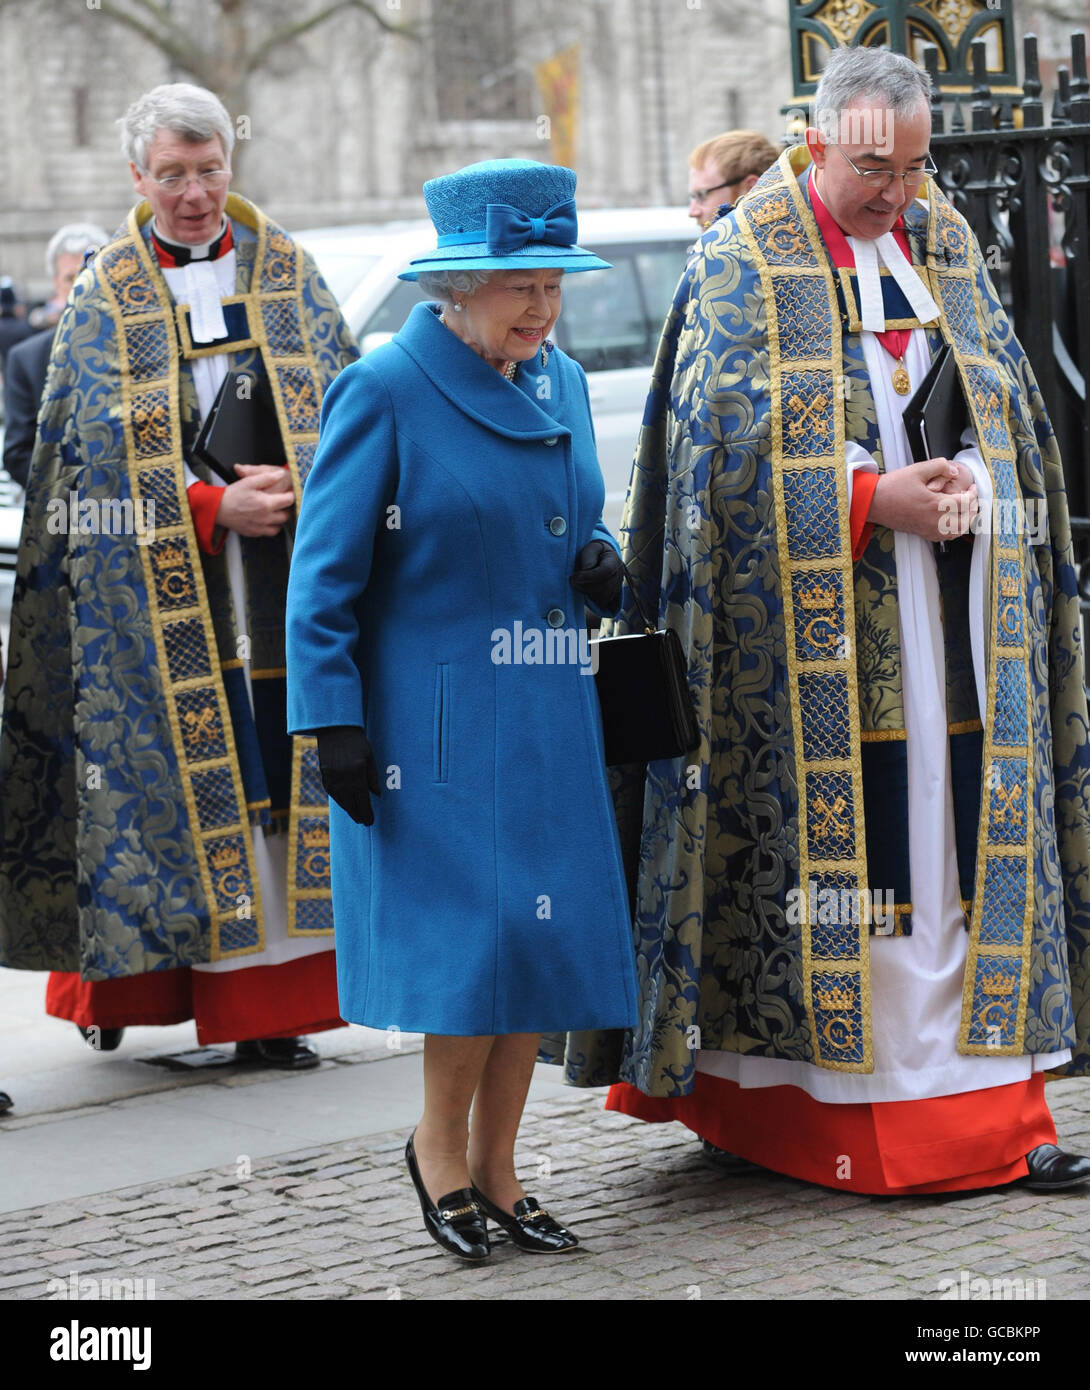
[552,241,687,372]
[634,248,687,326]
[359,280,427,345]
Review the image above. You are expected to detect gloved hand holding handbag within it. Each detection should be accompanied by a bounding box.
[568,539,623,612]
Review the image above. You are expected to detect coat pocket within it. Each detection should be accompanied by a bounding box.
[433,663,450,784]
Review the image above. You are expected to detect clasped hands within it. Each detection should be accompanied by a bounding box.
[867,457,979,542]
[216,463,295,537]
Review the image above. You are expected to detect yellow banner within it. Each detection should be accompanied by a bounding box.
[534,43,580,169]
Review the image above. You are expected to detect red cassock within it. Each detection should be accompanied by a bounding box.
[606,1075,1055,1194]
[46,952,342,1047]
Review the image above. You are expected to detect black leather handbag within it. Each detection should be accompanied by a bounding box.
[590,561,700,766]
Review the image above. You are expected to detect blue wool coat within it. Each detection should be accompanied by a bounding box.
[286,300,639,1035]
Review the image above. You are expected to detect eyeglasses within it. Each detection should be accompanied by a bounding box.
[829,144,938,190]
[688,178,737,204]
[145,168,230,194]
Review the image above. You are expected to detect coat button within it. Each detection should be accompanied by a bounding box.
[546,607,565,627]
[543,436,558,446]
[548,516,567,536]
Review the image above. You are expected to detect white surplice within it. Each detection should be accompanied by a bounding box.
[159,245,331,976]
[697,251,1070,1102]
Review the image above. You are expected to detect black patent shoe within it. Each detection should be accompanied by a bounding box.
[77,1025,125,1051]
[471,1187,579,1253]
[406,1134,490,1262]
[1018,1144,1090,1191]
[234,1037,320,1070]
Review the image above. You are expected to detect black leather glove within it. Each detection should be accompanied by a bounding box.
[568,539,623,613]
[316,725,381,827]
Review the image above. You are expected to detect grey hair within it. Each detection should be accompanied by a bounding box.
[118,83,234,170]
[415,268,493,304]
[45,222,109,277]
[814,47,931,135]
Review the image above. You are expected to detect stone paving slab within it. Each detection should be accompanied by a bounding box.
[3,1079,1089,1300]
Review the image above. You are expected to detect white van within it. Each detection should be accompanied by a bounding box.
[295,208,692,531]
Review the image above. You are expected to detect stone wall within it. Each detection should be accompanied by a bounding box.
[0,0,792,296]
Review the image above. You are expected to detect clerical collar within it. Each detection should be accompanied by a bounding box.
[150,218,233,268]
[808,167,940,338]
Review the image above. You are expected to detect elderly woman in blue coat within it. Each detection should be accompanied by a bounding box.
[286,160,639,1263]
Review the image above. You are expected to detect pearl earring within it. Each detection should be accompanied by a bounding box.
[452,301,464,312]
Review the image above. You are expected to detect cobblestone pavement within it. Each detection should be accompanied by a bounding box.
[4,1079,1089,1301]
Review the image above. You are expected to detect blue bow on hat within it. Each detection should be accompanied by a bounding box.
[484,198,578,255]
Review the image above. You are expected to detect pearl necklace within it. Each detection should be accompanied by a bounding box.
[440,311,517,380]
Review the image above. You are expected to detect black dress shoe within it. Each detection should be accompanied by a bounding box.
[701,1138,736,1169]
[471,1186,579,1253]
[405,1133,489,1262]
[1019,1144,1090,1191]
[0,1091,13,1114]
[234,1037,321,1070]
[76,1025,125,1051]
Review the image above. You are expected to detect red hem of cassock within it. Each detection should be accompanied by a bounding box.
[45,951,344,1045]
[606,1072,1056,1194]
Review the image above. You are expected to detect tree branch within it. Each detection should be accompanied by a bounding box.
[247,0,420,71]
[97,0,205,76]
[123,0,201,53]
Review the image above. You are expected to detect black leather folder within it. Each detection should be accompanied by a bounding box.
[901,342,970,463]
[193,369,286,485]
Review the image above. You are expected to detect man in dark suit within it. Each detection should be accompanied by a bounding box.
[3,328,54,487]
[0,279,33,375]
[2,225,107,487]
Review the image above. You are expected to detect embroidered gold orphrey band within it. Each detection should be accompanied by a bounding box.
[96,193,332,959]
[736,154,872,1072]
[734,148,1034,1068]
[923,184,1035,1057]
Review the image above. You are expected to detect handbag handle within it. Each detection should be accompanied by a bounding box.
[617,556,657,636]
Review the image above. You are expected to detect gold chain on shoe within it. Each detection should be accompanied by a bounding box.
[440,1203,479,1220]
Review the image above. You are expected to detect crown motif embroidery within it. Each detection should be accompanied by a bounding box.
[816,981,856,1013]
[302,826,330,849]
[156,540,190,571]
[981,970,1015,997]
[750,195,791,226]
[798,582,837,610]
[211,844,241,870]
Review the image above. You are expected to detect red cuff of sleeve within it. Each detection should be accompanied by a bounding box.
[850,470,879,561]
[187,479,227,554]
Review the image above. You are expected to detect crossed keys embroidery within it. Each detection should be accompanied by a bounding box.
[812,792,849,840]
[992,781,1025,826]
[787,391,831,444]
[279,373,317,423]
[974,386,1003,438]
[183,706,218,743]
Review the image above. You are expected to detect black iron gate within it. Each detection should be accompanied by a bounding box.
[925,32,1090,656]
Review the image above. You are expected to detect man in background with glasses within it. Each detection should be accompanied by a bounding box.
[581,45,1090,1197]
[687,129,782,231]
[0,83,359,1070]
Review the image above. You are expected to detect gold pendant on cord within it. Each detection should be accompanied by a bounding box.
[891,359,910,395]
